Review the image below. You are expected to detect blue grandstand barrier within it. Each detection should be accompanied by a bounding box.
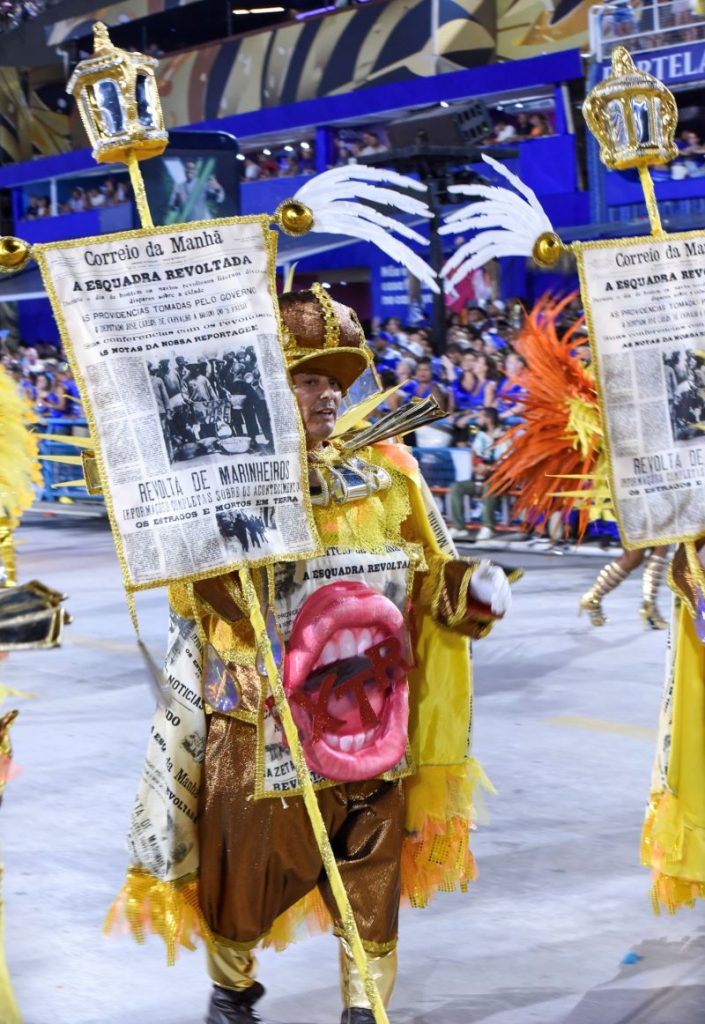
[36,418,103,504]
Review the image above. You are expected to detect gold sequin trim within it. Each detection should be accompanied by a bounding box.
[312,282,340,349]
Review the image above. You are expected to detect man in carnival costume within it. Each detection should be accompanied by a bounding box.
[110,285,516,1024]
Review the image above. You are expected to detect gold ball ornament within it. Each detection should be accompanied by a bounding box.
[532,231,565,268]
[275,199,315,236]
[0,236,31,273]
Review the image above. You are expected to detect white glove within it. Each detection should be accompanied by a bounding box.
[468,560,512,616]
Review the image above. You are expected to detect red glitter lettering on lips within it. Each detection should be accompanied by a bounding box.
[283,581,410,781]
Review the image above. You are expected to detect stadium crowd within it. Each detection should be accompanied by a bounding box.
[0,292,586,540]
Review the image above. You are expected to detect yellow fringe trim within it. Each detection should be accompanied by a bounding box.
[104,870,213,965]
[648,872,705,914]
[641,791,705,913]
[108,758,493,958]
[262,886,332,951]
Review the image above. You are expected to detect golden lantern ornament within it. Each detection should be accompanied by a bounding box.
[66,22,168,166]
[582,46,678,172]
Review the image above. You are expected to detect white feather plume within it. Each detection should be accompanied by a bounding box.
[292,165,439,293]
[439,155,555,290]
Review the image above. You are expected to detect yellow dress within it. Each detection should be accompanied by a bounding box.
[641,542,705,911]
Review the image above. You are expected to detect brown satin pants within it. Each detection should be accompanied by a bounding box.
[198,714,404,951]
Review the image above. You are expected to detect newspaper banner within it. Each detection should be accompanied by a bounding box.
[126,609,205,881]
[578,231,705,548]
[34,217,320,589]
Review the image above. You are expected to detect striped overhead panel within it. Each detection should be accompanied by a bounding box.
[497,0,591,60]
[0,69,32,164]
[155,0,495,126]
[28,66,72,157]
[45,0,203,47]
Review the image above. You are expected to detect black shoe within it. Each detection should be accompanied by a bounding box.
[340,1011,376,1024]
[206,983,266,1023]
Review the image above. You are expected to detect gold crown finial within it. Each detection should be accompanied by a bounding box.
[92,21,114,53]
[583,45,678,171]
[66,21,168,164]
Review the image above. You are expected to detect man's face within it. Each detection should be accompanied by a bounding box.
[185,161,196,181]
[416,362,432,384]
[292,372,343,447]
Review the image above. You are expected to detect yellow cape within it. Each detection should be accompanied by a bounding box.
[642,601,705,911]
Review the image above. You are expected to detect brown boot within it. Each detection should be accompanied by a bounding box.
[206,983,266,1024]
[579,561,629,626]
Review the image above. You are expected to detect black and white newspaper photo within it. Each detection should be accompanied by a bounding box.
[35,218,319,588]
[578,232,705,547]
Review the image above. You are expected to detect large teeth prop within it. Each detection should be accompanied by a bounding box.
[322,728,378,752]
[312,625,388,671]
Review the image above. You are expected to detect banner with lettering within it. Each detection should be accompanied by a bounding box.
[34,217,320,590]
[577,230,705,548]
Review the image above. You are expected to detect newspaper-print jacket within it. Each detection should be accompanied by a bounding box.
[111,442,518,956]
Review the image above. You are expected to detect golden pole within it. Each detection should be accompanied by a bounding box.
[239,568,389,1024]
[0,522,17,589]
[127,153,154,229]
[638,166,664,236]
[0,866,20,1024]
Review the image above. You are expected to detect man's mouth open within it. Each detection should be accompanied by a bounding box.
[283,581,410,781]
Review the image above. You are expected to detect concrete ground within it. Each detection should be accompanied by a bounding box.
[3,516,704,1024]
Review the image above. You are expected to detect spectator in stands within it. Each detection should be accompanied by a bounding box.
[466,305,487,329]
[471,406,508,542]
[449,352,498,443]
[404,356,448,408]
[492,118,516,143]
[359,130,388,156]
[298,144,316,174]
[67,187,87,212]
[280,154,300,176]
[242,157,261,181]
[257,153,279,178]
[449,354,478,445]
[56,364,81,417]
[371,331,402,372]
[470,353,498,407]
[529,113,551,138]
[20,346,44,376]
[497,351,527,424]
[334,144,356,166]
[34,372,63,418]
[440,341,465,384]
[515,112,532,137]
[673,129,705,177]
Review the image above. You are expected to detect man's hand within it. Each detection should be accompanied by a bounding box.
[469,560,512,615]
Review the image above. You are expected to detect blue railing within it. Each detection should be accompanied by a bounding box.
[36,418,103,503]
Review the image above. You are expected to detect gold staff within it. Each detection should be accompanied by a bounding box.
[8,23,389,1023]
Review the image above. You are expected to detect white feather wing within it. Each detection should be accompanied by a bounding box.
[439,155,555,287]
[293,166,439,293]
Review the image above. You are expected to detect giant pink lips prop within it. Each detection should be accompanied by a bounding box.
[283,581,411,782]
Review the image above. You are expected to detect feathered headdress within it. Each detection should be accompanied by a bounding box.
[488,293,612,537]
[288,165,438,293]
[439,155,556,292]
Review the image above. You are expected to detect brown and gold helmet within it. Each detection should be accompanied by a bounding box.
[279,284,372,394]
